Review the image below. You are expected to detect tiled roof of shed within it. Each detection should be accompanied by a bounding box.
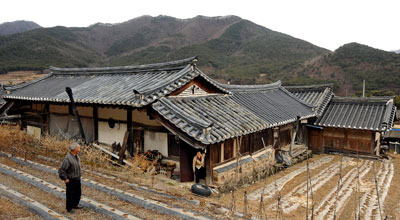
[315,97,397,131]
[153,81,315,144]
[2,57,228,107]
[285,84,334,116]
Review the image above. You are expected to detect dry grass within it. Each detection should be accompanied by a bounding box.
[0,71,46,85]
[0,125,154,178]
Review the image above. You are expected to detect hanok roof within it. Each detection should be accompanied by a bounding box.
[152,81,315,145]
[315,97,397,131]
[285,83,334,116]
[1,57,228,107]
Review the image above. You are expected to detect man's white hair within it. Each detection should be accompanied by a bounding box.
[70,142,80,151]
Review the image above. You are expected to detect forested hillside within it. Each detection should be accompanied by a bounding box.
[1,16,399,99]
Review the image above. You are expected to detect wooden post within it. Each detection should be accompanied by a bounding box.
[220,142,224,163]
[233,138,237,156]
[205,145,212,185]
[119,131,129,164]
[44,104,49,135]
[344,129,348,151]
[127,107,133,155]
[93,106,98,142]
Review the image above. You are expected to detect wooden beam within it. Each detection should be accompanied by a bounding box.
[92,143,133,166]
[169,80,195,96]
[119,131,129,164]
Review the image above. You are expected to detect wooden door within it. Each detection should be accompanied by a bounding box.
[179,143,198,182]
[309,129,322,152]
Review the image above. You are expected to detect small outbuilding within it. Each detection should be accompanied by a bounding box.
[310,97,397,155]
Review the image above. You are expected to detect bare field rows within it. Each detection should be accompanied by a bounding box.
[1,149,399,220]
[215,154,399,220]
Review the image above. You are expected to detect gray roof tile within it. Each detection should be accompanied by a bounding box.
[285,84,334,116]
[315,97,396,131]
[153,81,315,145]
[2,57,228,107]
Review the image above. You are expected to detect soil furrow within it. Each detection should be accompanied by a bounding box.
[248,156,334,200]
[314,160,372,220]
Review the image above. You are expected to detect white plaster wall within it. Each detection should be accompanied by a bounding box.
[98,121,127,145]
[144,131,168,156]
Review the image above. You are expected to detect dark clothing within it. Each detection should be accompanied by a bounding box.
[195,167,201,183]
[66,178,81,211]
[58,153,82,180]
[59,152,82,211]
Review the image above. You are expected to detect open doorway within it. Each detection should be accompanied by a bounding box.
[179,142,206,182]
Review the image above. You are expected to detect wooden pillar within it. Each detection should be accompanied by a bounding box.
[93,106,98,142]
[344,129,348,151]
[127,107,133,155]
[220,142,224,162]
[206,145,213,185]
[44,104,49,135]
[233,138,237,157]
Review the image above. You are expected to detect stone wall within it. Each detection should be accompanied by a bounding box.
[213,147,275,193]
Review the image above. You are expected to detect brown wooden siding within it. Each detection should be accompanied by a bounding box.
[310,127,376,154]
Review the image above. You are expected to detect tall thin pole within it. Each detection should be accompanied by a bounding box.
[362,80,365,97]
[333,154,343,220]
[66,87,86,142]
[373,161,383,220]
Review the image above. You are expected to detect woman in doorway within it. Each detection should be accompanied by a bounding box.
[193,151,205,183]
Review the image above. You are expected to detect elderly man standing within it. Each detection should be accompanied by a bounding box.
[58,142,83,213]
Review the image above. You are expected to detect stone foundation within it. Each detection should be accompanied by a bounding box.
[213,147,312,193]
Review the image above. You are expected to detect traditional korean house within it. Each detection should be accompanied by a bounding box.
[0,57,316,189]
[311,97,397,155]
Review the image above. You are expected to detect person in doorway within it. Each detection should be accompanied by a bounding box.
[58,142,83,213]
[193,150,205,183]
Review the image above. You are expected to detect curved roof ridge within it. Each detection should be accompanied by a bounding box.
[195,68,231,94]
[333,96,394,103]
[285,83,333,90]
[219,80,282,92]
[4,74,54,91]
[50,56,198,74]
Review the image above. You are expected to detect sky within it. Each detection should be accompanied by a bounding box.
[2,0,399,51]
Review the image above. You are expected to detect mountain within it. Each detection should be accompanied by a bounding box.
[393,49,400,54]
[0,20,41,36]
[287,43,400,96]
[0,15,329,84]
[0,26,101,72]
